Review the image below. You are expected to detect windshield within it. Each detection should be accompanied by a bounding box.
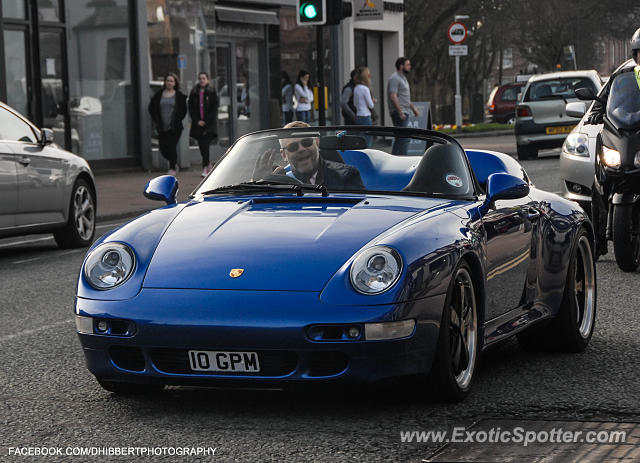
[195,127,475,198]
[606,71,640,130]
[526,77,598,102]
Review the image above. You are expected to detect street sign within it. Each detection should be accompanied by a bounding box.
[177,54,187,70]
[447,22,467,44]
[354,0,383,21]
[449,45,468,56]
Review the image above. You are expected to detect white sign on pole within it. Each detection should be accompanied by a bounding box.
[448,45,468,56]
[447,22,467,44]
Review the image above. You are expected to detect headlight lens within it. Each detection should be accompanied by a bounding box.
[84,242,135,290]
[562,133,589,157]
[350,246,402,295]
[601,145,621,168]
[634,151,640,168]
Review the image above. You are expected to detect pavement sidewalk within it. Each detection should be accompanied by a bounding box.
[95,168,205,221]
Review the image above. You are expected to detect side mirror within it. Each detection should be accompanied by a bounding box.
[40,128,54,146]
[565,101,586,118]
[575,87,596,101]
[144,175,178,205]
[485,173,529,203]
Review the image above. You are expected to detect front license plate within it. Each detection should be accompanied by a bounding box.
[545,125,576,135]
[188,350,260,372]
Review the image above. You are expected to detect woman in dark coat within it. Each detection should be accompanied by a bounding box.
[148,72,188,176]
[189,71,219,177]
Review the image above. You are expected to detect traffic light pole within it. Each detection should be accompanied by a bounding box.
[316,26,326,126]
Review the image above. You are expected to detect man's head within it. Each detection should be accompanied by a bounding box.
[632,28,640,63]
[280,121,320,180]
[395,57,411,74]
[350,69,357,81]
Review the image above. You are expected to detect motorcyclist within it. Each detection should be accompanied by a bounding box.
[586,27,640,258]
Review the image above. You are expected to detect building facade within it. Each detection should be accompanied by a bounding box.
[0,0,404,170]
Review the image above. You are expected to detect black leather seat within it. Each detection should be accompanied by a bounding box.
[403,143,472,195]
[320,149,345,164]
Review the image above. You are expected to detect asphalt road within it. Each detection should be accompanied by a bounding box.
[1,149,639,462]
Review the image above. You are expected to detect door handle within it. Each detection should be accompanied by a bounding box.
[18,157,31,166]
[528,208,541,221]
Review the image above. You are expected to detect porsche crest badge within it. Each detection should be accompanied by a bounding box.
[229,268,244,278]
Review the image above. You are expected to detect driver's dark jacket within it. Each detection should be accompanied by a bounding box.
[290,158,365,190]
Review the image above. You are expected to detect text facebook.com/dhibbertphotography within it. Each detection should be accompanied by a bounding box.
[5,446,218,458]
[400,427,627,447]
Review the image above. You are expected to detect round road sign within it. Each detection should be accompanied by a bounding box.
[448,22,467,44]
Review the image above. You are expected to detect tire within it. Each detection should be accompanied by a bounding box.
[427,262,479,402]
[517,144,538,160]
[97,378,164,395]
[53,178,96,249]
[612,204,640,272]
[518,227,596,352]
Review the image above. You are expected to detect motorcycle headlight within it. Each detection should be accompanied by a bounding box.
[635,151,640,169]
[350,246,402,295]
[84,243,135,290]
[601,145,621,168]
[562,133,589,157]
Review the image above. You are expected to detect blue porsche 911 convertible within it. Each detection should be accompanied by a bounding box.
[75,126,596,401]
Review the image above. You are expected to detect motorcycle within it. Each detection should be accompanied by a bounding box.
[577,66,640,271]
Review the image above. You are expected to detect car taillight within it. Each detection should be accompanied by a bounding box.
[488,104,495,112]
[517,106,531,117]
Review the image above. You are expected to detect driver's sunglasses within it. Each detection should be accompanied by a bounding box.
[283,137,314,153]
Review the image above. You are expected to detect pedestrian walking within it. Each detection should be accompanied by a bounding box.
[148,72,188,176]
[387,57,420,155]
[353,66,376,147]
[294,70,314,123]
[341,69,357,125]
[189,71,219,177]
[281,71,294,124]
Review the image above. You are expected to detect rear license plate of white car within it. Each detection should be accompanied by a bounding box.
[188,350,260,372]
[545,125,575,135]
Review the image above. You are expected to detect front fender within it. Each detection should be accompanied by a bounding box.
[76,202,188,301]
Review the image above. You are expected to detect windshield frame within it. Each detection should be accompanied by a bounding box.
[190,126,482,200]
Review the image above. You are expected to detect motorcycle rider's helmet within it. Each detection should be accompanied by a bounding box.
[632,27,640,62]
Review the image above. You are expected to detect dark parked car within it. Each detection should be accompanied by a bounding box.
[486,82,525,124]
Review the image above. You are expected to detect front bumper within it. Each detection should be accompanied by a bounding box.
[76,289,445,386]
[559,148,594,204]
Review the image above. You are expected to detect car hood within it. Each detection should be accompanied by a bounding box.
[142,195,451,291]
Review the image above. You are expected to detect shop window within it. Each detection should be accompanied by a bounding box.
[66,0,135,160]
[2,0,26,19]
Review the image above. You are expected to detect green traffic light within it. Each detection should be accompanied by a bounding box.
[301,3,318,19]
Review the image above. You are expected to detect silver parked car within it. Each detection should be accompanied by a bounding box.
[515,70,602,160]
[0,102,96,247]
[559,102,601,212]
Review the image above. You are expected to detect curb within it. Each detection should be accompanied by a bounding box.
[447,129,515,139]
[97,209,152,223]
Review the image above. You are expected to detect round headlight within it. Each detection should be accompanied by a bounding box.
[84,242,135,290]
[601,145,621,168]
[562,133,589,157]
[350,246,402,295]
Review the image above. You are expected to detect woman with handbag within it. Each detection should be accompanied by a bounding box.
[148,72,187,176]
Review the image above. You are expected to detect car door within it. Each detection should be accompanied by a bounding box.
[483,196,538,320]
[0,106,66,227]
[0,143,18,230]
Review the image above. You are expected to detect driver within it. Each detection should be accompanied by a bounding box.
[253,121,365,190]
[586,27,640,258]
